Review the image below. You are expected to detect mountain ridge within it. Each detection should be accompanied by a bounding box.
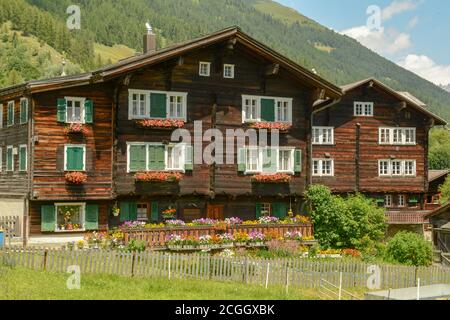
[0,0,449,121]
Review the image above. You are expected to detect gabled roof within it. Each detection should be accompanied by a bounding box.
[341,78,447,126]
[425,202,450,219]
[0,26,342,99]
[429,169,449,183]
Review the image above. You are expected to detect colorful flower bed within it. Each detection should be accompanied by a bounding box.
[120,215,311,230]
[135,172,183,183]
[136,119,185,129]
[65,172,87,185]
[249,122,293,132]
[251,174,292,184]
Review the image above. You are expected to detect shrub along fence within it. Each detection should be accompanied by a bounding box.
[123,223,314,248]
[1,247,449,290]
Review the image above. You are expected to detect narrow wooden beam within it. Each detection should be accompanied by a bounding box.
[264,63,280,76]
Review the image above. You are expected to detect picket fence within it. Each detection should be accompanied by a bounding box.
[1,247,449,290]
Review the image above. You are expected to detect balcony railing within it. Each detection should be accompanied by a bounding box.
[385,211,430,225]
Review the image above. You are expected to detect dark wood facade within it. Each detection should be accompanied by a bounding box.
[0,27,446,236]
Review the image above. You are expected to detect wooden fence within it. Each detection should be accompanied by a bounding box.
[123,223,314,248]
[1,247,449,290]
[0,216,20,238]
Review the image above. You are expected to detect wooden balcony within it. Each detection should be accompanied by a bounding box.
[123,223,314,248]
[385,211,431,225]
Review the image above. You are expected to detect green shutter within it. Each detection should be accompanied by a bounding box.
[237,148,246,172]
[151,202,159,222]
[120,202,138,222]
[129,202,138,221]
[260,98,275,122]
[85,204,99,230]
[273,202,287,219]
[19,146,26,171]
[129,145,147,172]
[7,148,13,171]
[256,203,263,219]
[148,145,165,170]
[262,148,276,173]
[84,100,94,124]
[7,103,13,126]
[57,98,67,123]
[66,147,85,171]
[185,145,194,171]
[20,99,28,124]
[150,93,167,118]
[294,149,302,173]
[41,205,56,232]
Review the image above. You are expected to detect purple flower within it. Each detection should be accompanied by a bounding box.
[192,218,218,226]
[166,220,186,227]
[248,232,265,242]
[225,217,243,225]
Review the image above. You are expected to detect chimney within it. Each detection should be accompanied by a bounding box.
[143,23,156,54]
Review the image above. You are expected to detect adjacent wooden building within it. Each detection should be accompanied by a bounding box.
[0,26,446,238]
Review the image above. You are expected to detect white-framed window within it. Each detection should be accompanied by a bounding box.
[278,149,295,173]
[64,145,86,172]
[398,195,406,207]
[6,146,13,172]
[55,203,85,232]
[261,203,271,216]
[275,99,291,122]
[245,147,260,173]
[137,203,149,222]
[384,195,392,208]
[128,89,148,119]
[378,159,416,177]
[20,98,28,124]
[312,159,334,177]
[379,128,416,145]
[354,102,373,116]
[199,62,211,77]
[127,142,187,173]
[65,97,86,124]
[166,144,185,171]
[168,93,186,119]
[242,95,293,124]
[19,144,27,172]
[312,127,334,145]
[223,64,235,79]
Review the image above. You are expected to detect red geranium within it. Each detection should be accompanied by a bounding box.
[135,172,183,182]
[64,123,88,135]
[65,172,87,184]
[136,119,185,129]
[251,174,292,184]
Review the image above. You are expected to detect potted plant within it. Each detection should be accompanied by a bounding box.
[248,232,265,247]
[111,205,120,217]
[64,123,88,135]
[162,207,177,220]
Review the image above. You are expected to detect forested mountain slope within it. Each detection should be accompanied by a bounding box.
[0,0,449,121]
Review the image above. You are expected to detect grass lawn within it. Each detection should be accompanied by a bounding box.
[0,266,365,300]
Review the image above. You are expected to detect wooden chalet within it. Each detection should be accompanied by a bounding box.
[0,26,446,239]
[313,78,447,236]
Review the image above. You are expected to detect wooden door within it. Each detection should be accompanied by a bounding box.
[207,205,224,220]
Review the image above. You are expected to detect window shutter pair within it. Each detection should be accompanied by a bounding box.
[120,202,138,222]
[129,145,147,172]
[150,93,167,118]
[260,98,275,122]
[66,147,85,171]
[57,98,93,123]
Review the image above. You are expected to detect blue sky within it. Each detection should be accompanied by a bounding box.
[275,0,450,85]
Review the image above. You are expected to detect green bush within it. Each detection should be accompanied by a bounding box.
[125,239,147,253]
[305,185,386,252]
[385,232,433,266]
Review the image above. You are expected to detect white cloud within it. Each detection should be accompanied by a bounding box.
[341,26,411,54]
[382,0,419,20]
[408,16,419,28]
[398,54,450,85]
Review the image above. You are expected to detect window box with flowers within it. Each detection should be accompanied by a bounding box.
[162,207,177,220]
[135,172,183,183]
[64,123,88,136]
[65,172,87,185]
[251,174,292,184]
[136,119,185,130]
[248,122,292,132]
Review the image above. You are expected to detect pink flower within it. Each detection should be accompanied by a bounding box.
[250,122,292,131]
[65,172,87,184]
[136,119,185,129]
